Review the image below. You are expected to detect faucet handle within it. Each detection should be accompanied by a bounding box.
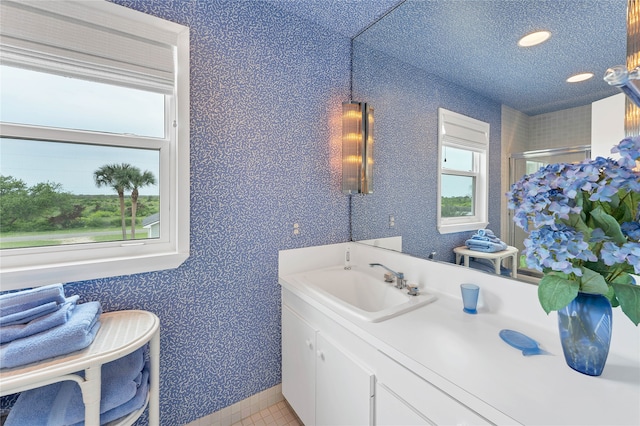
[406,284,419,296]
[383,272,395,283]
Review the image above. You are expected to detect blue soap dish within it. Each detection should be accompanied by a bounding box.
[499,329,550,356]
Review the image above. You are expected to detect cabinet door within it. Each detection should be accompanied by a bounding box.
[282,306,317,426]
[376,383,431,426]
[316,333,374,426]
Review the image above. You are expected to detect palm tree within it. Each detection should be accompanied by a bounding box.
[94,163,135,240]
[129,169,156,239]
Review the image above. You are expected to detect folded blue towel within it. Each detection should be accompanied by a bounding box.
[0,284,66,321]
[465,239,508,253]
[0,302,59,327]
[0,301,102,369]
[72,365,150,426]
[466,229,508,252]
[5,347,148,426]
[1,296,80,344]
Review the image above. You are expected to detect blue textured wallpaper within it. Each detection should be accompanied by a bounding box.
[351,42,503,262]
[0,1,351,424]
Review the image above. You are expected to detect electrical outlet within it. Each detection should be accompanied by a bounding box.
[293,223,300,235]
[389,215,395,228]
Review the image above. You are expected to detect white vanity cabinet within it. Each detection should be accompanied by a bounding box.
[281,287,493,426]
[282,305,374,426]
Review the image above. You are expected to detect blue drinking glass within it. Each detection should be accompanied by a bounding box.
[460,283,479,314]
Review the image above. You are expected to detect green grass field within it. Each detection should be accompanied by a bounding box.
[0,226,150,249]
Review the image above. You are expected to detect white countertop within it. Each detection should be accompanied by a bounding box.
[360,294,639,425]
[279,242,640,426]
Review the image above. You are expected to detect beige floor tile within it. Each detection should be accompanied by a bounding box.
[219,399,301,426]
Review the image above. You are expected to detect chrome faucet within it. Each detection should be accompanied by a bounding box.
[369,263,407,289]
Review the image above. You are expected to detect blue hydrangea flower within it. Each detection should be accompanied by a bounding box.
[601,241,640,274]
[523,225,596,275]
[507,136,640,235]
[507,136,640,284]
[611,137,640,168]
[621,222,640,241]
[589,228,609,243]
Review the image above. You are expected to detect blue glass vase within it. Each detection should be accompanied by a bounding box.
[557,292,612,376]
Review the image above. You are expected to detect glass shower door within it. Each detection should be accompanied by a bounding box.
[508,146,591,279]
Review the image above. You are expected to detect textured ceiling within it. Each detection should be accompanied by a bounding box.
[266,0,628,116]
[261,0,401,38]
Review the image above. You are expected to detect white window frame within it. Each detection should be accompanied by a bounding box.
[437,108,489,234]
[0,1,190,290]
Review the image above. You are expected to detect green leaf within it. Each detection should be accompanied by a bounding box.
[620,191,640,223]
[579,266,609,294]
[611,189,630,223]
[584,260,610,276]
[611,283,640,326]
[605,285,620,308]
[519,255,527,269]
[606,193,620,211]
[563,212,591,235]
[610,271,634,285]
[589,206,627,244]
[538,274,579,314]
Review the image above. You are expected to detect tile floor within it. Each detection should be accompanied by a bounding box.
[185,384,302,426]
[231,400,301,426]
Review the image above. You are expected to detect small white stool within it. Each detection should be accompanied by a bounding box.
[453,245,519,278]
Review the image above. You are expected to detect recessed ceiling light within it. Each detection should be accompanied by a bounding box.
[517,30,551,47]
[566,72,595,83]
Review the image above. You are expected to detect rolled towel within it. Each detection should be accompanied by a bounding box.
[5,347,148,426]
[0,301,102,369]
[0,284,66,324]
[476,229,492,238]
[1,296,80,344]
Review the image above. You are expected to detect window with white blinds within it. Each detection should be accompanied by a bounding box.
[0,0,190,290]
[437,108,489,234]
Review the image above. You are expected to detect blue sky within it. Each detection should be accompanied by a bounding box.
[0,65,162,195]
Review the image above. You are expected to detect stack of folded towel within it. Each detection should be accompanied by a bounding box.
[465,229,508,253]
[0,284,102,369]
[5,346,150,426]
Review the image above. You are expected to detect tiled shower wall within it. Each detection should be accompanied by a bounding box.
[504,104,592,154]
[528,104,592,151]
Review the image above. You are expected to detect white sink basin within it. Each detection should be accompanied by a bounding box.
[286,266,437,322]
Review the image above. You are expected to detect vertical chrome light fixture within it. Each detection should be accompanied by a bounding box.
[626,0,639,136]
[342,101,374,194]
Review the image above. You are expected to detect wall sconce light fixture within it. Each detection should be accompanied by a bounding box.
[626,0,639,136]
[342,101,374,194]
[604,0,640,136]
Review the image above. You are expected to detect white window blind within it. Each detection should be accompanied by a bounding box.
[0,0,176,93]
